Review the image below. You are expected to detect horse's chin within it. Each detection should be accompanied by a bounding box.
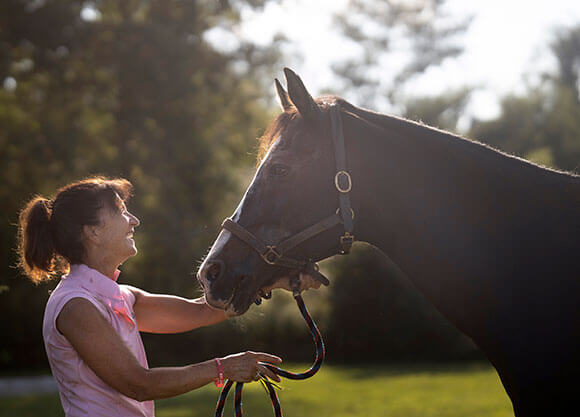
[224,302,247,317]
[219,291,252,317]
[221,283,262,317]
[222,275,294,317]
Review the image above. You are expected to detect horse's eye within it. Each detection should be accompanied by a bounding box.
[270,164,290,177]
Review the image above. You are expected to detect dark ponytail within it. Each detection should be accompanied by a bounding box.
[17,177,133,284]
[18,197,57,283]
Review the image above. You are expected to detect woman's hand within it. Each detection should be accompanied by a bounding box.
[220,351,282,383]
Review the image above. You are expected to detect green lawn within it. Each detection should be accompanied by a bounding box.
[0,363,513,417]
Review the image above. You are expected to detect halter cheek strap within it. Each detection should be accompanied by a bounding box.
[330,104,355,253]
[221,104,354,285]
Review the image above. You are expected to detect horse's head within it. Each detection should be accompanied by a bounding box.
[198,68,356,316]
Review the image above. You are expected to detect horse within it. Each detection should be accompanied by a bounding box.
[197,68,580,416]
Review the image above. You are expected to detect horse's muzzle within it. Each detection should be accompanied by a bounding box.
[197,259,231,310]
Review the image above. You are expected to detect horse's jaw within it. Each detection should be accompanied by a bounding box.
[199,268,306,317]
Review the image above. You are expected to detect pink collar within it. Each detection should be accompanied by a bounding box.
[65,264,123,301]
[65,264,135,326]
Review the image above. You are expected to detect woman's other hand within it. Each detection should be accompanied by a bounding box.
[220,351,282,382]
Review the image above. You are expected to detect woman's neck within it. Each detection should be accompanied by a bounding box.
[82,251,120,280]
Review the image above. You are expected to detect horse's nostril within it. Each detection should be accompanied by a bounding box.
[206,260,224,282]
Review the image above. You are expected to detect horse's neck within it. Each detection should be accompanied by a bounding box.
[348,113,580,332]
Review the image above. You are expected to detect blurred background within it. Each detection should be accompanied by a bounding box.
[2,0,580,414]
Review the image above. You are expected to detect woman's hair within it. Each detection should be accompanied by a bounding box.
[17,177,133,284]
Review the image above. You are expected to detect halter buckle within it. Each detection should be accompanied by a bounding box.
[336,207,355,220]
[262,246,282,265]
[334,171,352,193]
[339,232,354,254]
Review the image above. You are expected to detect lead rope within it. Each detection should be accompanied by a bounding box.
[214,290,325,417]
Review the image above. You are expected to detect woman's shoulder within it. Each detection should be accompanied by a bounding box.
[47,274,91,304]
[45,268,106,319]
[43,276,102,346]
[118,284,139,306]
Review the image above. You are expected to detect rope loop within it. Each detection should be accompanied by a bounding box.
[214,293,325,417]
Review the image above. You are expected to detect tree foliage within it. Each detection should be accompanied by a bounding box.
[0,0,279,369]
[333,0,471,109]
[4,1,580,372]
[470,25,580,172]
[403,87,471,133]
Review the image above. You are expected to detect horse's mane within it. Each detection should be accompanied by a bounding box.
[257,96,580,182]
[257,96,340,164]
[338,98,580,182]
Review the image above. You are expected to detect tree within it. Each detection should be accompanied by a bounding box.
[470,25,580,172]
[332,0,471,111]
[0,0,281,369]
[403,87,471,133]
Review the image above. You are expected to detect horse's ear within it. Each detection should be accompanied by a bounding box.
[284,67,320,121]
[275,78,292,112]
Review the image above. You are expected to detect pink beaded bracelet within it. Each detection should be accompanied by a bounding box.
[214,358,224,387]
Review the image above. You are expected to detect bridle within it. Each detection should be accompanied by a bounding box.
[214,104,350,417]
[221,104,354,286]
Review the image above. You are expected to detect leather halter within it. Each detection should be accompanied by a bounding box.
[221,105,354,286]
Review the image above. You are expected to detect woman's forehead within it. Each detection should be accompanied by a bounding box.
[102,192,126,213]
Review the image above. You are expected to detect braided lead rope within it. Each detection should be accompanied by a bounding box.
[215,380,234,415]
[234,382,244,416]
[214,292,325,417]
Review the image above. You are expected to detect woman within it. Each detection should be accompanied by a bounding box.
[17,176,316,417]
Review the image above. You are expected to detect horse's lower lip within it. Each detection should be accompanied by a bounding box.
[224,298,250,317]
[204,287,234,310]
[224,303,240,317]
[207,275,257,315]
[208,287,240,314]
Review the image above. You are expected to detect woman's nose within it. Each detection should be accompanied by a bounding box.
[130,213,140,226]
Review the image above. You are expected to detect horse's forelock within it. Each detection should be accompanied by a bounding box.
[257,110,298,165]
[256,96,343,165]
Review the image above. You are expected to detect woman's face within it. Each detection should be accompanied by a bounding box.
[96,195,140,264]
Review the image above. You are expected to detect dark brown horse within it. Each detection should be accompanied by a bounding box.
[198,68,580,416]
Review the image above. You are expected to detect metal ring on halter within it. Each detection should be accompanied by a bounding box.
[261,246,281,265]
[336,207,355,220]
[334,171,352,193]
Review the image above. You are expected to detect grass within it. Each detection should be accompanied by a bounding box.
[0,362,513,417]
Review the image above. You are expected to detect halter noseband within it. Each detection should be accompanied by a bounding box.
[221,105,354,285]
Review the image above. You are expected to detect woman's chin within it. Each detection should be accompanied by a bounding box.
[126,239,138,257]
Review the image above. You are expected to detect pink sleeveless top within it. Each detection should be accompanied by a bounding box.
[43,264,155,417]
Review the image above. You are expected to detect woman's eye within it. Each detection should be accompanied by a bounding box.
[270,164,290,177]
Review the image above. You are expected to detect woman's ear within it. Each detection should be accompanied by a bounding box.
[82,224,101,246]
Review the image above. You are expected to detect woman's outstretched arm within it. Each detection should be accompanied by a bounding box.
[126,286,227,334]
[57,297,282,401]
[127,272,322,334]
